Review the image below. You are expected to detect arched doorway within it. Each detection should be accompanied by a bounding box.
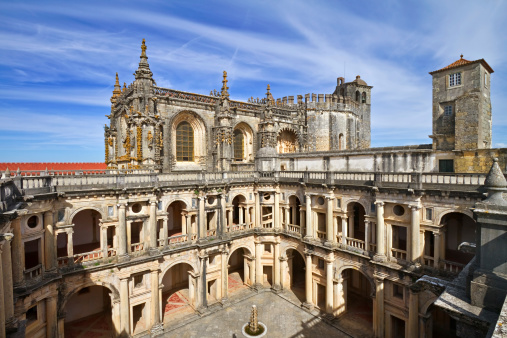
[287,196,301,234]
[285,249,306,303]
[335,268,374,336]
[161,263,195,324]
[64,285,114,337]
[167,201,187,237]
[71,209,102,261]
[277,129,298,154]
[232,195,247,226]
[346,202,367,249]
[442,212,476,265]
[227,247,251,295]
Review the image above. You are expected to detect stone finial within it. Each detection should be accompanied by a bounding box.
[123,82,127,92]
[460,54,464,59]
[221,70,229,99]
[483,158,507,205]
[112,73,122,99]
[141,38,147,57]
[4,167,10,177]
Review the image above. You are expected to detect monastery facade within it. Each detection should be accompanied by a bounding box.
[0,40,506,338]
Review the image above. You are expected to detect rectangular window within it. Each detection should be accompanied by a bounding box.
[444,105,453,116]
[439,159,454,173]
[318,259,325,269]
[393,283,404,299]
[371,203,376,213]
[133,274,144,288]
[449,72,461,87]
[26,305,38,326]
[426,208,433,220]
[264,244,272,253]
[108,206,114,217]
[336,199,341,209]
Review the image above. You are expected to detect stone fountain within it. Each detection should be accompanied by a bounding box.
[242,305,267,337]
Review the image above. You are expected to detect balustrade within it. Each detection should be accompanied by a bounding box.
[24,264,43,279]
[346,237,365,250]
[287,224,301,234]
[422,255,435,267]
[131,242,144,252]
[441,259,465,273]
[391,248,407,261]
[73,250,103,263]
[316,230,326,239]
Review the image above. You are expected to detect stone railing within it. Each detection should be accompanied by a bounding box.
[391,248,407,261]
[316,230,326,239]
[422,255,435,267]
[24,264,43,280]
[346,237,365,250]
[287,224,301,234]
[73,250,103,264]
[441,259,465,273]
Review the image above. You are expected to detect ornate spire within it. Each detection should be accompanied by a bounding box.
[111,73,122,103]
[221,70,229,99]
[135,39,154,81]
[141,38,147,57]
[123,82,127,92]
[266,84,274,104]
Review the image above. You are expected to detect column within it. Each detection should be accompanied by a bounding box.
[410,206,421,263]
[101,223,108,259]
[186,215,191,236]
[341,215,348,245]
[199,255,208,309]
[118,204,128,260]
[349,212,355,238]
[305,194,312,238]
[221,250,228,301]
[273,241,281,290]
[326,197,334,243]
[365,220,370,252]
[120,278,130,335]
[161,217,168,247]
[11,218,24,287]
[280,256,288,289]
[375,202,386,260]
[285,207,290,229]
[149,201,158,250]
[249,256,255,285]
[44,211,57,272]
[408,289,419,338]
[274,190,280,229]
[334,216,339,243]
[150,269,162,332]
[325,257,334,315]
[181,214,187,236]
[300,209,305,235]
[254,192,261,228]
[374,276,385,338]
[255,242,263,288]
[46,295,58,338]
[304,253,313,309]
[67,229,74,258]
[334,276,347,316]
[433,231,441,269]
[0,243,5,335]
[198,197,205,239]
[239,206,244,225]
[245,206,250,226]
[2,237,14,328]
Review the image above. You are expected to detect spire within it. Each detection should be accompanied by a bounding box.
[123,82,127,92]
[266,84,274,104]
[483,158,507,205]
[135,38,153,81]
[221,71,229,99]
[111,73,122,103]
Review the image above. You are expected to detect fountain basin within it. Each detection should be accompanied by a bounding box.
[242,322,267,337]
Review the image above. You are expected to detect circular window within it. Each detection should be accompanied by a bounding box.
[393,205,405,216]
[207,196,215,205]
[27,215,38,228]
[132,203,142,213]
[263,193,271,201]
[317,197,325,205]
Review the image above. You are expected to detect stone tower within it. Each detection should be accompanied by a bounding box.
[429,55,494,151]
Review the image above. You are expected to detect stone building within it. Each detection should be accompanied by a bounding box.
[0,40,506,337]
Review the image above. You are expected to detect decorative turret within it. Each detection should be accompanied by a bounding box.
[134,39,155,89]
[221,70,229,100]
[111,73,122,104]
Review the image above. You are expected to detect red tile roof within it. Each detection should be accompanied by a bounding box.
[0,162,106,173]
[430,55,494,75]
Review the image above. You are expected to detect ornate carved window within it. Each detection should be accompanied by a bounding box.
[176,121,194,161]
[234,129,244,161]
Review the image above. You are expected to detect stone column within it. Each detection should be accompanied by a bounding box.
[280,256,288,289]
[334,216,339,243]
[433,231,441,269]
[300,209,305,235]
[120,277,130,335]
[101,223,108,259]
[410,205,421,263]
[150,269,163,333]
[326,197,334,244]
[254,192,261,228]
[161,217,168,247]
[239,206,244,225]
[44,211,57,272]
[245,206,250,226]
[325,256,334,315]
[341,215,348,245]
[2,237,14,328]
[284,207,290,229]
[273,241,281,290]
[374,275,385,338]
[118,204,129,261]
[67,228,74,258]
[255,242,263,288]
[221,250,229,302]
[334,276,347,316]
[149,201,158,251]
[305,194,312,239]
[274,190,280,229]
[408,289,419,338]
[375,202,386,260]
[181,214,187,236]
[249,256,256,285]
[11,218,24,287]
[46,294,58,338]
[0,242,5,335]
[304,253,313,309]
[198,197,205,239]
[349,212,355,238]
[365,220,370,252]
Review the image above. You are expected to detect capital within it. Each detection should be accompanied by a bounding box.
[0,232,14,242]
[375,201,384,207]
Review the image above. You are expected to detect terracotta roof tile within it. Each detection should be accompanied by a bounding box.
[0,162,106,175]
[430,55,494,75]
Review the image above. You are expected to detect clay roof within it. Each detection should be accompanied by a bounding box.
[429,55,494,75]
[0,162,106,174]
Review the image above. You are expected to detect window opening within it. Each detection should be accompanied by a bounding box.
[176,121,194,161]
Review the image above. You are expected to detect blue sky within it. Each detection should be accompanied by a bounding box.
[1,0,506,162]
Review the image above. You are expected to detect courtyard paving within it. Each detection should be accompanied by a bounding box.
[164,290,352,338]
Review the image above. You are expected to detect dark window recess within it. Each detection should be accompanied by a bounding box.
[439,159,454,173]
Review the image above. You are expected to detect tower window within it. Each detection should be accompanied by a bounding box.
[439,159,454,173]
[176,121,194,161]
[361,92,366,103]
[449,72,461,87]
[444,105,453,116]
[355,91,360,102]
[233,129,244,161]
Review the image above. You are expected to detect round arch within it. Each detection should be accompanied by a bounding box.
[162,198,190,212]
[228,244,254,259]
[436,209,474,225]
[421,295,439,315]
[170,111,207,165]
[285,192,304,203]
[344,199,369,214]
[159,258,198,283]
[61,281,120,313]
[277,128,300,154]
[336,265,375,297]
[230,193,248,203]
[282,243,305,261]
[233,121,255,163]
[69,206,105,223]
